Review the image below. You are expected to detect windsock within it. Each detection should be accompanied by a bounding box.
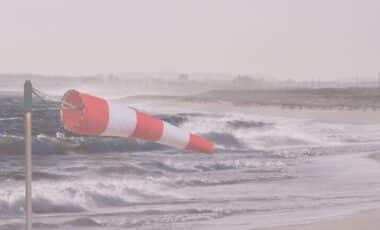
[60,90,214,154]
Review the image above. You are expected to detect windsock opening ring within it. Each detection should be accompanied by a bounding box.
[60,90,215,154]
[61,90,109,135]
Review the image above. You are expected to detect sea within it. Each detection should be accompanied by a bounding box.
[1,85,380,229]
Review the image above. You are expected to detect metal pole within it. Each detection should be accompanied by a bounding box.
[24,80,33,230]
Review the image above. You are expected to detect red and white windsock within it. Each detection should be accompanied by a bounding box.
[60,90,214,154]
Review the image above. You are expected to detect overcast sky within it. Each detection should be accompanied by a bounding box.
[0,0,379,79]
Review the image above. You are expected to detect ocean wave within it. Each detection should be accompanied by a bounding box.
[0,133,169,155]
[0,195,84,216]
[156,112,220,126]
[142,160,197,173]
[158,174,294,187]
[62,217,102,227]
[227,120,273,129]
[156,114,189,126]
[116,207,276,227]
[0,218,102,229]
[0,177,182,217]
[96,163,160,176]
[0,171,73,181]
[202,132,245,148]
[32,197,86,214]
[141,158,286,175]
[0,117,21,121]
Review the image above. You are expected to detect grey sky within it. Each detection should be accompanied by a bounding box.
[0,0,379,79]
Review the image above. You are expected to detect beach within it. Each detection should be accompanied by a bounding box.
[264,208,380,230]
[263,152,380,230]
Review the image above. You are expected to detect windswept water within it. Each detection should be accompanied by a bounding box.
[1,93,380,229]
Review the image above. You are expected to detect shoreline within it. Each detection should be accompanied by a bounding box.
[248,105,380,124]
[201,88,380,111]
[262,208,380,230]
[162,99,380,124]
[262,152,380,230]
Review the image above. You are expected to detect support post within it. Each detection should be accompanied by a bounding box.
[24,80,33,230]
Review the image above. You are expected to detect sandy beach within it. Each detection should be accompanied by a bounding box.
[263,208,380,230]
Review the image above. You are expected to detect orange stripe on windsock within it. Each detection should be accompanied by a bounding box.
[186,134,215,154]
[61,90,109,135]
[132,111,164,142]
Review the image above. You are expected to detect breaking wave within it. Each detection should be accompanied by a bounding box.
[0,177,183,217]
[227,120,273,129]
[203,132,245,148]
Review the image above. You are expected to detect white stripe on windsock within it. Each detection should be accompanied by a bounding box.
[102,102,138,137]
[103,102,190,149]
[159,122,190,149]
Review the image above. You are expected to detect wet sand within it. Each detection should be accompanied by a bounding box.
[263,209,380,230]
